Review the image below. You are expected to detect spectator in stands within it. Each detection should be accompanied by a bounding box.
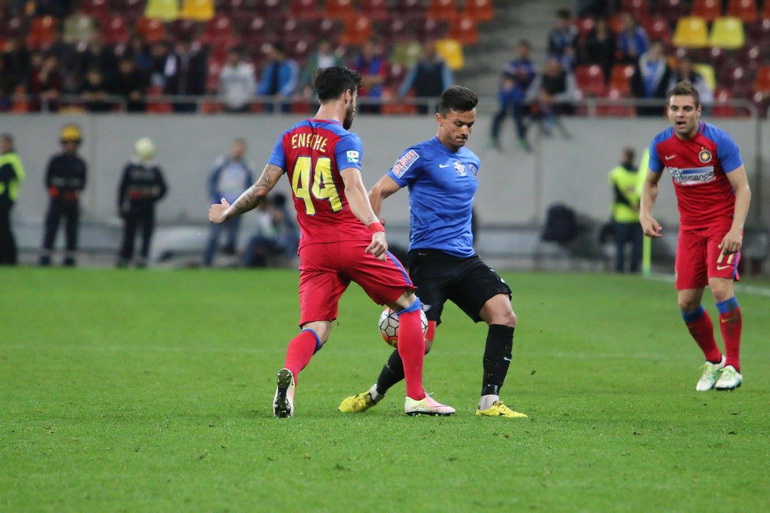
[299,40,344,100]
[526,56,577,136]
[62,8,96,44]
[0,59,18,111]
[546,8,578,70]
[218,46,256,113]
[125,35,153,79]
[256,42,298,113]
[3,38,30,88]
[630,39,672,116]
[149,40,172,89]
[203,138,254,267]
[668,56,713,107]
[28,52,62,112]
[489,39,537,151]
[164,37,208,113]
[616,12,649,64]
[241,193,299,268]
[44,26,78,78]
[77,30,117,86]
[577,16,616,82]
[112,56,148,112]
[351,40,388,114]
[79,68,112,112]
[399,40,453,114]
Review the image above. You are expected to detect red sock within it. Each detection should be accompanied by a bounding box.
[683,307,722,363]
[718,303,742,372]
[396,309,426,400]
[283,330,319,383]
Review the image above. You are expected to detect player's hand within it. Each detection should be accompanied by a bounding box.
[640,216,662,238]
[719,228,743,254]
[209,198,230,224]
[366,231,388,261]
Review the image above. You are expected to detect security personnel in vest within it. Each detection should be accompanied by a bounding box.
[40,124,87,267]
[0,134,25,265]
[116,137,167,268]
[608,147,643,273]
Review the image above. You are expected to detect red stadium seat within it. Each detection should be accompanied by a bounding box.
[79,0,110,17]
[462,0,494,22]
[379,15,411,44]
[202,14,234,44]
[289,0,323,21]
[340,14,373,46]
[609,64,634,95]
[575,17,595,38]
[622,0,651,25]
[168,18,200,42]
[27,15,58,50]
[427,0,458,23]
[754,65,770,92]
[418,18,449,41]
[691,0,722,22]
[575,64,606,97]
[324,0,356,21]
[135,16,167,43]
[727,0,758,23]
[644,16,673,44]
[112,0,145,18]
[597,87,635,117]
[393,0,425,17]
[103,14,130,45]
[712,88,736,116]
[360,0,389,21]
[449,16,478,45]
[658,0,686,22]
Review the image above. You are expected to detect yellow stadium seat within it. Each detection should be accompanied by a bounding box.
[692,63,716,90]
[145,0,179,22]
[709,16,745,49]
[435,38,464,70]
[180,0,215,22]
[672,16,709,48]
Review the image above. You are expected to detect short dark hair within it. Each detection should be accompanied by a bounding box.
[312,66,363,103]
[668,81,700,109]
[438,86,478,116]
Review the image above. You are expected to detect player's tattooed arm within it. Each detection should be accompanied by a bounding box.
[223,164,284,221]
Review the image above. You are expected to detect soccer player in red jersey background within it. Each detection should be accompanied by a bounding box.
[208,67,454,418]
[640,82,751,391]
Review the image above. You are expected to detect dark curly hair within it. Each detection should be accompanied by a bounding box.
[312,67,363,103]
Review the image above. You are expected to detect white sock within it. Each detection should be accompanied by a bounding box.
[369,383,384,403]
[479,394,499,411]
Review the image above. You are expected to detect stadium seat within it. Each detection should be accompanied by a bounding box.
[360,0,389,21]
[202,14,234,43]
[575,17,595,38]
[762,1,770,20]
[145,0,179,22]
[427,0,458,23]
[135,16,167,43]
[379,15,410,44]
[435,38,463,70]
[709,16,745,49]
[692,63,716,90]
[0,16,25,39]
[754,65,770,92]
[711,88,738,116]
[113,0,145,18]
[324,0,355,21]
[381,86,417,115]
[180,0,215,22]
[27,15,58,50]
[597,87,636,117]
[745,18,770,46]
[658,0,686,21]
[102,14,130,45]
[418,18,449,41]
[690,0,722,22]
[644,16,672,43]
[385,62,408,86]
[78,0,110,18]
[609,64,634,95]
[672,16,709,48]
[314,17,341,41]
[393,0,425,17]
[622,0,651,24]
[289,0,322,21]
[462,0,494,22]
[726,0,758,23]
[339,14,373,46]
[575,64,606,97]
[449,16,478,45]
[168,18,200,41]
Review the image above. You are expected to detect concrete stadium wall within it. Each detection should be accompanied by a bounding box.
[3,112,766,232]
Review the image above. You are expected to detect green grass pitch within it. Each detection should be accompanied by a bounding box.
[1,269,769,512]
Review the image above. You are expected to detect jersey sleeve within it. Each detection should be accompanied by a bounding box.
[647,138,663,173]
[267,133,287,170]
[715,129,743,173]
[387,147,422,187]
[335,133,363,172]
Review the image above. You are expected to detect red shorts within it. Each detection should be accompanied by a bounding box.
[675,219,740,290]
[297,240,415,326]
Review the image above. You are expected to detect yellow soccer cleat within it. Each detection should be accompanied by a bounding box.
[476,401,528,418]
[338,390,378,413]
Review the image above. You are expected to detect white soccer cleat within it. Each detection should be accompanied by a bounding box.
[273,368,295,418]
[404,395,455,416]
[715,365,743,391]
[696,356,725,392]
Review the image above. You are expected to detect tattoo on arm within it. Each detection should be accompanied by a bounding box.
[226,164,283,220]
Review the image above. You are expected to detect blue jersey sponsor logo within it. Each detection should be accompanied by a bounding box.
[668,166,715,185]
[392,150,420,177]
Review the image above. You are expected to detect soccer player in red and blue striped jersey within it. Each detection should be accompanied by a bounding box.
[208,67,453,417]
[640,82,751,391]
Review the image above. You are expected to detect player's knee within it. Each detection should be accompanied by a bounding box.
[487,309,516,328]
[708,278,734,303]
[677,298,700,312]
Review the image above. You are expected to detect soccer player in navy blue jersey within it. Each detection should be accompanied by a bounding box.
[339,86,528,417]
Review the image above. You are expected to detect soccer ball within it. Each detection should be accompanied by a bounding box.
[378,307,429,348]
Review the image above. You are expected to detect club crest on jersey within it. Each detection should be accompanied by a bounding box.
[454,161,467,176]
[391,150,419,177]
[346,150,360,164]
[469,164,478,177]
[698,148,712,163]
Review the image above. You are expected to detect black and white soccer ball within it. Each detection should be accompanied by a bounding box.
[378,307,428,348]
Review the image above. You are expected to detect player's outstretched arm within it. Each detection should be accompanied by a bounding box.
[341,166,388,260]
[721,165,752,254]
[639,169,663,238]
[208,164,283,223]
[369,175,401,219]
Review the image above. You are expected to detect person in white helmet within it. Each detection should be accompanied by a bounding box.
[116,137,167,267]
